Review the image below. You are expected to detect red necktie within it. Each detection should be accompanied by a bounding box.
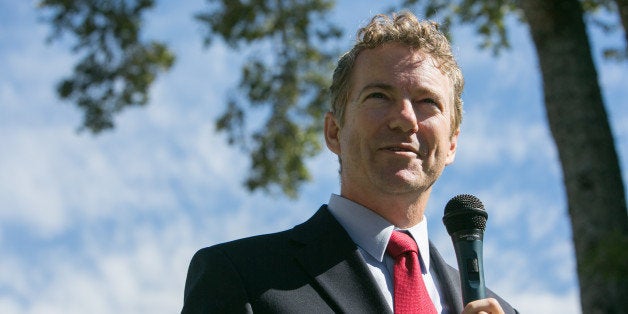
[386,230,437,314]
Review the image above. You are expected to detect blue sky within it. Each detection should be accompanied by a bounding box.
[1,1,627,313]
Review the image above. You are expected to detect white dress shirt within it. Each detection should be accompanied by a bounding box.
[327,194,448,313]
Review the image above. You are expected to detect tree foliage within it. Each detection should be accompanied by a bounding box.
[39,0,175,133]
[400,0,628,57]
[399,0,518,53]
[195,0,341,197]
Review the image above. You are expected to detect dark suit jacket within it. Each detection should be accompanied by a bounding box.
[182,206,518,313]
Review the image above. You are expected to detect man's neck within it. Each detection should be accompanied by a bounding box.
[340,188,431,229]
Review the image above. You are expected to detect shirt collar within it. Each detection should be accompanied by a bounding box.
[327,194,431,270]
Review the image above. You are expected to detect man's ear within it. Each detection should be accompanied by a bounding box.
[324,112,341,155]
[445,128,460,165]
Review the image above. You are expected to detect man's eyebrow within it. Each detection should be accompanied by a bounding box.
[357,82,441,98]
[361,82,394,91]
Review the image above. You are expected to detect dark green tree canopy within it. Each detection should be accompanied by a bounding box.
[400,0,627,57]
[195,0,342,197]
[39,0,175,133]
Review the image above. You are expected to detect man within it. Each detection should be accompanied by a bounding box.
[182,11,518,314]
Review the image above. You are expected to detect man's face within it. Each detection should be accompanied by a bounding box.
[325,43,459,199]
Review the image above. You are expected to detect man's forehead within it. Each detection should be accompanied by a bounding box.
[351,46,449,91]
[356,43,427,65]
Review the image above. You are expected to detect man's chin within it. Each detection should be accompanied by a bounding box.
[377,172,431,194]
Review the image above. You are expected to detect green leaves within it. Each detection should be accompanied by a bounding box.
[197,0,340,197]
[400,0,518,54]
[39,0,174,133]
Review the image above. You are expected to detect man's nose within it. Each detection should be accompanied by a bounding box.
[388,99,419,133]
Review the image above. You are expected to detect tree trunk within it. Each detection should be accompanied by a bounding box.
[518,0,628,313]
[614,0,628,48]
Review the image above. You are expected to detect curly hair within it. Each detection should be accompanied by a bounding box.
[329,11,464,136]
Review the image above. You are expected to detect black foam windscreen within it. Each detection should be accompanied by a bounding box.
[443,194,488,235]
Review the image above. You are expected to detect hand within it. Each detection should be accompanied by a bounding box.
[461,298,504,314]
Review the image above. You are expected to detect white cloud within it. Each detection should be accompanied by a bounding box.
[457,113,557,171]
[0,216,196,314]
[508,290,580,314]
[1,128,74,236]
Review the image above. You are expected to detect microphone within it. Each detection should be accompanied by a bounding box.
[442,194,488,305]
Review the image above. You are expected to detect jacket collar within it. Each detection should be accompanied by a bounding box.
[290,205,392,313]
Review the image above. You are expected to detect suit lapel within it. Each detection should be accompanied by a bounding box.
[291,206,391,313]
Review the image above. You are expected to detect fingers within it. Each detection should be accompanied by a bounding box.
[461,298,504,314]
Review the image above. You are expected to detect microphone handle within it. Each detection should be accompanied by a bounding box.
[451,230,486,305]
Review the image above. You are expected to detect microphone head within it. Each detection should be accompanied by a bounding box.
[443,194,488,235]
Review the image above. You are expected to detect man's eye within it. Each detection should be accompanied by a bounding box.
[420,98,442,109]
[367,92,387,99]
[423,98,437,105]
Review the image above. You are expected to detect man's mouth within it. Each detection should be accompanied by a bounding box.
[382,144,419,155]
[387,147,411,152]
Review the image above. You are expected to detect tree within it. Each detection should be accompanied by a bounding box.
[39,0,627,311]
[39,0,340,197]
[518,1,628,312]
[194,0,341,197]
[39,0,175,133]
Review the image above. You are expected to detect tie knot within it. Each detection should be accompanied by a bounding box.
[386,230,418,258]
